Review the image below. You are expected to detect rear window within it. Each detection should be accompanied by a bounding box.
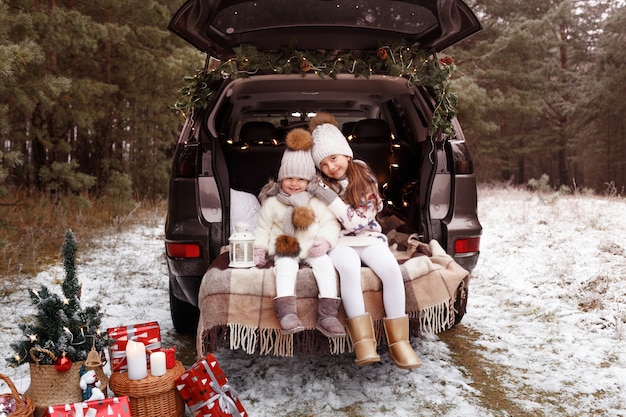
[214,0,438,35]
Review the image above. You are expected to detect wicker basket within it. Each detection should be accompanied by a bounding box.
[25,348,108,417]
[0,373,35,417]
[109,361,185,417]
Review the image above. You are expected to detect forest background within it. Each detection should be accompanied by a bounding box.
[1,0,625,276]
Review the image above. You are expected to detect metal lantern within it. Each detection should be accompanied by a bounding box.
[228,222,255,268]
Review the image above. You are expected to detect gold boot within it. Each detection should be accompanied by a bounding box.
[345,314,381,366]
[383,315,422,369]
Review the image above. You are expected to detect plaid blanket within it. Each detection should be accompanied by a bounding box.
[196,240,469,357]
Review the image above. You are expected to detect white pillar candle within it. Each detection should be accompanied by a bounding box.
[126,340,148,380]
[150,351,166,377]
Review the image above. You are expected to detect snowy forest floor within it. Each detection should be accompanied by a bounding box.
[1,184,625,416]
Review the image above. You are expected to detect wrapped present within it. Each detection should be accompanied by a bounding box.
[45,396,131,417]
[164,346,177,369]
[175,353,247,417]
[107,321,161,372]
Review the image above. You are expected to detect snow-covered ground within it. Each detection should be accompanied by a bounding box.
[2,185,625,416]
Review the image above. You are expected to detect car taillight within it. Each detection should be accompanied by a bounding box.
[452,145,474,174]
[166,242,201,258]
[454,159,473,174]
[173,143,199,178]
[454,237,480,254]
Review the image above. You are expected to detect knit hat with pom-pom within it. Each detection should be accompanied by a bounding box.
[309,112,353,168]
[278,128,316,181]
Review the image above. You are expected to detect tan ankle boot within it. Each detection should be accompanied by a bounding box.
[383,315,422,369]
[273,296,305,335]
[345,314,381,366]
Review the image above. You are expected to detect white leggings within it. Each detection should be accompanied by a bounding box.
[274,255,338,298]
[329,243,406,319]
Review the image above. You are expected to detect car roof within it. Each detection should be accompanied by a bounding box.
[168,0,481,57]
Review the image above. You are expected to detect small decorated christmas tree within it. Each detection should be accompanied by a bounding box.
[7,229,108,368]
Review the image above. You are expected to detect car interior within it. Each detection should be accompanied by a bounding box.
[214,74,428,211]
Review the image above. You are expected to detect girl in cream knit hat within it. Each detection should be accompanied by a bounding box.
[308,112,422,369]
[253,128,345,338]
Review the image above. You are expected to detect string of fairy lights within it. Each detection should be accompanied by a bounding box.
[173,42,458,135]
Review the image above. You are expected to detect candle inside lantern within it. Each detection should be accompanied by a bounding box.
[150,351,166,377]
[126,340,148,380]
[228,222,255,268]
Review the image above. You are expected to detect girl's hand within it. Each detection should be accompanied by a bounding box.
[307,176,339,205]
[308,239,331,258]
[253,248,268,266]
[305,175,322,193]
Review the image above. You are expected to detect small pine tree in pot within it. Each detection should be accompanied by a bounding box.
[6,230,109,414]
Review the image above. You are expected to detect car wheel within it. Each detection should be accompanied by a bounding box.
[453,275,469,325]
[169,283,200,334]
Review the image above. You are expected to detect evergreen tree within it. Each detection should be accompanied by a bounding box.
[450,0,614,190]
[7,230,108,367]
[1,0,201,200]
[448,0,548,183]
[574,3,626,193]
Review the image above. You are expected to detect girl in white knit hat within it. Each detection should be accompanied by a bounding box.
[308,112,422,369]
[252,128,345,338]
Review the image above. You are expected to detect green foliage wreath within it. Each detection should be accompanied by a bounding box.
[174,42,457,135]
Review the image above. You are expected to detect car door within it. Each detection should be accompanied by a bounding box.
[168,0,481,59]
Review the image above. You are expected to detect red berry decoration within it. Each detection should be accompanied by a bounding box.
[439,56,455,66]
[54,354,73,372]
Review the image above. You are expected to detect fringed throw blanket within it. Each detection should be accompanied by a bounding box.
[196,239,469,358]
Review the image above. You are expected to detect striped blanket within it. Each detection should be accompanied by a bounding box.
[196,239,469,357]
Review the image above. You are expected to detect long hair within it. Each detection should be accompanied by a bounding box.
[323,159,380,209]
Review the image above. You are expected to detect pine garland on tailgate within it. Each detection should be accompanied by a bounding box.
[173,41,458,135]
[7,229,109,367]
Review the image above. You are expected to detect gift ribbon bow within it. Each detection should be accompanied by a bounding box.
[110,339,161,372]
[187,361,242,417]
[109,323,158,338]
[110,341,162,360]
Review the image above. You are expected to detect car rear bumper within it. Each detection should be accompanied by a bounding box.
[453,252,479,272]
[168,267,204,307]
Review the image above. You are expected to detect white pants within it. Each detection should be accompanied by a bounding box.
[274,255,338,298]
[328,242,406,319]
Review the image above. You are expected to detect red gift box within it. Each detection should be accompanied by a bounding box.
[45,396,131,417]
[164,346,176,369]
[175,353,247,417]
[107,321,161,372]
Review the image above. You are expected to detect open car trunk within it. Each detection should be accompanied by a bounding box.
[165,0,481,339]
[169,0,482,57]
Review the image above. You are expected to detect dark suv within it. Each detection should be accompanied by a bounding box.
[165,0,482,333]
